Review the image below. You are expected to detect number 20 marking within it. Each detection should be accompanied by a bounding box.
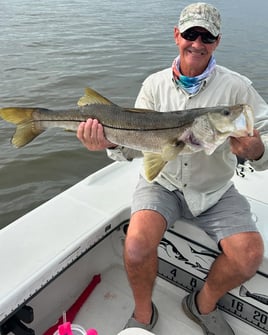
[253,310,267,325]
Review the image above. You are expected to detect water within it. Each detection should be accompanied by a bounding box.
[0,0,268,228]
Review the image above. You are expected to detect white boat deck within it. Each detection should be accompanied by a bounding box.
[0,158,268,334]
[28,218,266,335]
[73,264,265,335]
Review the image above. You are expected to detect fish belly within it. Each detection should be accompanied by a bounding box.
[104,127,181,153]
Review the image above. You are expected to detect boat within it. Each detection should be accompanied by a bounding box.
[0,158,267,335]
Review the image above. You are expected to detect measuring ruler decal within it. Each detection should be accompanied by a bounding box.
[157,230,268,334]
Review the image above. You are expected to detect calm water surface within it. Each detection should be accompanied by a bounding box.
[0,0,268,228]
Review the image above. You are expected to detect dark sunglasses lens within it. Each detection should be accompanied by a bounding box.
[181,30,198,41]
[181,30,217,44]
[202,33,217,43]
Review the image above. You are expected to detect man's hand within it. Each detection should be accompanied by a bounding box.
[77,118,116,151]
[230,129,264,161]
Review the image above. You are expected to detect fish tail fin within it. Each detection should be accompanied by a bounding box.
[239,285,249,297]
[0,107,44,148]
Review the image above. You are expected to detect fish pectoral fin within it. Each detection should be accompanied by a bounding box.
[0,107,44,148]
[143,152,167,181]
[77,87,115,106]
[143,142,185,181]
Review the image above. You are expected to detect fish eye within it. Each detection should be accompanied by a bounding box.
[223,109,230,116]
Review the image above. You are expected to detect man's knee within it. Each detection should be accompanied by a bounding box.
[124,229,151,265]
[221,232,264,279]
[124,210,166,265]
[240,244,263,279]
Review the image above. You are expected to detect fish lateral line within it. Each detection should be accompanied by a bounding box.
[102,124,183,131]
[18,118,185,132]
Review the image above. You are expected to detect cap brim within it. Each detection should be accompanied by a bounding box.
[179,19,219,37]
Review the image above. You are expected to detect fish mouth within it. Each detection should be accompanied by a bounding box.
[233,114,247,134]
[208,104,254,137]
[231,109,254,137]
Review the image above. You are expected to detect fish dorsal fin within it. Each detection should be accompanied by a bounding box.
[143,152,167,181]
[77,87,114,106]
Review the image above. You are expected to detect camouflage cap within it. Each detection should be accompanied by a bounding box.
[178,2,221,37]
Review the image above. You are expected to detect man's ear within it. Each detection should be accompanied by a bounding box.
[174,26,180,45]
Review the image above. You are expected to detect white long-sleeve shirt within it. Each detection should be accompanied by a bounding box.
[107,65,268,216]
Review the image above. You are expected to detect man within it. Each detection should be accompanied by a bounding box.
[77,3,268,334]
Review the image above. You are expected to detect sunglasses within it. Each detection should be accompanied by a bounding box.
[181,28,218,44]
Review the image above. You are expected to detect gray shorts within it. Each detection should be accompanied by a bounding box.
[131,176,258,245]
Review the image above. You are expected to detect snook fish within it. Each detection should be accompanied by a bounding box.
[0,87,254,181]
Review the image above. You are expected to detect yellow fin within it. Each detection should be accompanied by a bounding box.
[143,141,185,181]
[143,152,167,181]
[12,122,43,148]
[0,107,44,148]
[162,141,185,161]
[77,87,114,106]
[0,107,34,124]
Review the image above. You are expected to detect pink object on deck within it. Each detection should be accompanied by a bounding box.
[43,274,101,335]
[86,329,98,335]
[58,322,73,335]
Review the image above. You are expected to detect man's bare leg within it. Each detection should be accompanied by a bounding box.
[124,210,166,324]
[197,232,264,314]
[124,210,264,324]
